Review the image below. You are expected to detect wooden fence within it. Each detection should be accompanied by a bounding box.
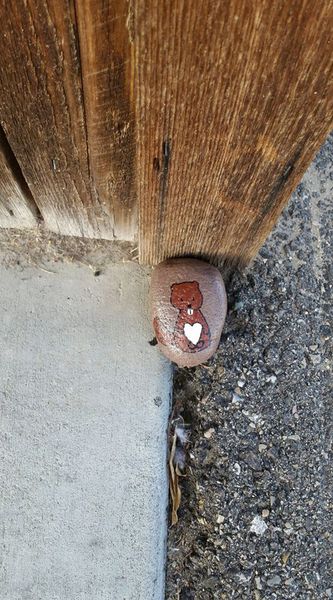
[0,1,332,268]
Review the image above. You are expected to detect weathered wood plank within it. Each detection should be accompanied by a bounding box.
[0,0,135,240]
[0,125,39,229]
[135,0,333,267]
[75,0,136,239]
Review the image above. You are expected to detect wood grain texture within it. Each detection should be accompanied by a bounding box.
[0,125,39,229]
[75,0,136,239]
[0,0,135,240]
[135,0,333,267]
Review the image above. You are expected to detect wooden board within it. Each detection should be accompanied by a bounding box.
[75,0,136,239]
[0,0,136,240]
[135,0,333,267]
[0,125,39,229]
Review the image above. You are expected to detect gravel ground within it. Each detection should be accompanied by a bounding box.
[166,134,332,599]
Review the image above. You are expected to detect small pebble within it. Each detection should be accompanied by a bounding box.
[267,575,281,587]
[262,509,270,518]
[250,515,268,536]
[255,576,263,590]
[284,523,294,535]
[248,413,261,423]
[154,396,162,407]
[288,434,300,441]
[310,353,321,364]
[204,427,215,439]
[232,392,243,404]
[233,463,241,475]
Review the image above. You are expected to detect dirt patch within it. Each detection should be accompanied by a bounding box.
[0,226,137,270]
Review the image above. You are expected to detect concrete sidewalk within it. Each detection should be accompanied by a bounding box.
[0,262,172,600]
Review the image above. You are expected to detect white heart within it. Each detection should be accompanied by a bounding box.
[184,322,202,345]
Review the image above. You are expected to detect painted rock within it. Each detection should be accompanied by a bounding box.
[151,258,227,367]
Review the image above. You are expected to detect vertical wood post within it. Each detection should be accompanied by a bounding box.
[135,0,333,267]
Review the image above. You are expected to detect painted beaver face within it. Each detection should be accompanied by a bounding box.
[170,281,203,313]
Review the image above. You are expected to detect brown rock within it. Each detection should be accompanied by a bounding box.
[151,258,227,367]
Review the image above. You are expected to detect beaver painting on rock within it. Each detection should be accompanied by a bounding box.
[151,258,227,366]
[154,280,211,353]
